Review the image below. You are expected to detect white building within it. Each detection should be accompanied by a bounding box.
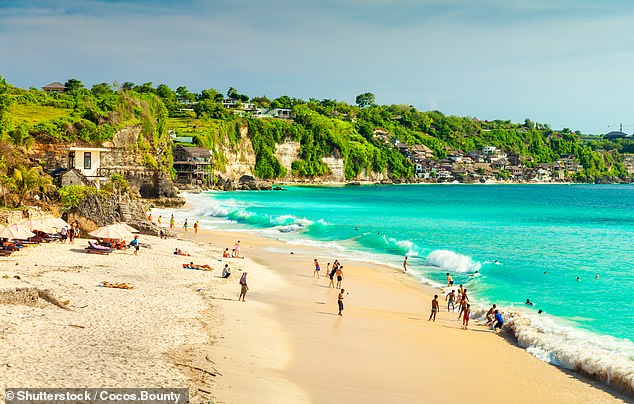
[68,147,110,181]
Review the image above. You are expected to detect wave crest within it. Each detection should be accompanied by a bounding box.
[426,250,481,273]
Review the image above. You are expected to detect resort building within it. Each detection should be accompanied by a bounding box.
[42,82,66,93]
[172,145,214,185]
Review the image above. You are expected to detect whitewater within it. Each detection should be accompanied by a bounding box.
[157,184,634,394]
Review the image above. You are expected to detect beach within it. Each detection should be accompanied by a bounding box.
[0,225,627,403]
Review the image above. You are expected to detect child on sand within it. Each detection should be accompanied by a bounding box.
[194,220,199,234]
[313,258,320,278]
[233,241,241,258]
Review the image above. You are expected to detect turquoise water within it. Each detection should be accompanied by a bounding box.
[161,184,634,388]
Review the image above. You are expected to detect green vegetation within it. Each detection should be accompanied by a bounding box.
[0,74,631,196]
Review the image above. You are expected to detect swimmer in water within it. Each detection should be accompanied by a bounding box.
[525,299,534,306]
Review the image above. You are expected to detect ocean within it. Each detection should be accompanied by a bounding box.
[159,184,634,392]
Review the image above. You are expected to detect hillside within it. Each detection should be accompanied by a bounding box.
[1,75,633,211]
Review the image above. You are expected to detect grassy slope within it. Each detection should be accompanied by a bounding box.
[8,104,72,125]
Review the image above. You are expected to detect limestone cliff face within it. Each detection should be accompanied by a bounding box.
[275,140,301,181]
[214,126,256,180]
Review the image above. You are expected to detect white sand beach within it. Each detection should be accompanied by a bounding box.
[0,229,628,403]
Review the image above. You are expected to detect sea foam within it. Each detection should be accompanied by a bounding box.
[470,307,634,395]
[426,249,481,273]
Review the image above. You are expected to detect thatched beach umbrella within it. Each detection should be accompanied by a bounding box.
[88,224,134,240]
[0,224,36,240]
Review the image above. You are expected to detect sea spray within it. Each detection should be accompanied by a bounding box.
[426,250,481,273]
[470,307,634,395]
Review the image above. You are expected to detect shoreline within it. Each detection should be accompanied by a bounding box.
[0,221,628,402]
[163,191,634,400]
[174,224,629,403]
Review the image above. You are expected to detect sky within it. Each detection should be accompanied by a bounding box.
[1,0,633,134]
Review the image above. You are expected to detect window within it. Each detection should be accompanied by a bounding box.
[69,152,75,168]
[84,152,92,170]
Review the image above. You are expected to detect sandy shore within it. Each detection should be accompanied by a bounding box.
[0,227,628,403]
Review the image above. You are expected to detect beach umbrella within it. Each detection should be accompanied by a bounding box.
[0,223,36,240]
[88,224,133,240]
[48,217,70,229]
[113,222,139,233]
[20,218,57,234]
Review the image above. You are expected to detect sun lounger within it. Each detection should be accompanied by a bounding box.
[86,241,113,255]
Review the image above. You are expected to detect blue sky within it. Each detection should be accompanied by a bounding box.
[1,0,633,134]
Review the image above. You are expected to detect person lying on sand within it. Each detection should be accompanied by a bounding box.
[183,262,213,271]
[174,248,191,256]
[99,281,134,289]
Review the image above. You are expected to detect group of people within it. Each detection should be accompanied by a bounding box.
[312,259,347,315]
[222,241,242,258]
[429,278,505,332]
[60,221,81,243]
[150,214,199,235]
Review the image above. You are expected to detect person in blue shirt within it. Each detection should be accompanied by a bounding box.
[493,310,504,332]
[128,235,140,256]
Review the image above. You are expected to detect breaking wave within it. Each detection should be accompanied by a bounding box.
[426,249,481,273]
[470,307,634,395]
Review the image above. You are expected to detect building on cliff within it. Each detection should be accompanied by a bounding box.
[172,145,213,186]
[67,146,110,187]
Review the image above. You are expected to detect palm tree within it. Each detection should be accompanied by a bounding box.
[11,165,52,207]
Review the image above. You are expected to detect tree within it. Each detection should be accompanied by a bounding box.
[122,82,135,91]
[64,78,84,92]
[355,92,375,108]
[91,82,114,96]
[11,165,52,207]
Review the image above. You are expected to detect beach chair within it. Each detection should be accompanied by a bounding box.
[85,240,113,255]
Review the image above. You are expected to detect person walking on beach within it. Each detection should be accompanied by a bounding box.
[336,265,344,289]
[69,222,75,244]
[447,273,454,286]
[239,272,249,301]
[60,226,68,243]
[429,295,439,321]
[233,241,241,258]
[128,235,140,256]
[328,261,338,288]
[338,289,346,316]
[403,256,408,272]
[183,219,189,233]
[158,215,163,227]
[462,304,471,329]
[445,290,456,312]
[313,258,321,279]
[74,221,81,239]
[194,220,199,234]
[458,295,468,319]
[169,214,175,230]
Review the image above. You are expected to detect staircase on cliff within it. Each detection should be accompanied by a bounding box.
[118,200,133,222]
